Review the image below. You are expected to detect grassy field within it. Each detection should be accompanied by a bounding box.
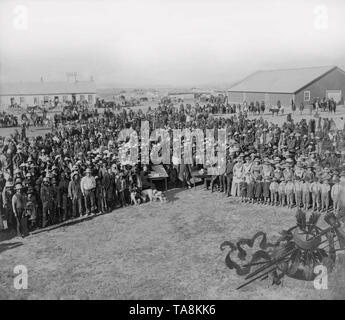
[1,187,344,300]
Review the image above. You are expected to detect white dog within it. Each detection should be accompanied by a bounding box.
[141,189,167,203]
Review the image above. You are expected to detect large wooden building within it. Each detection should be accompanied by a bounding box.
[0,80,97,109]
[228,66,345,109]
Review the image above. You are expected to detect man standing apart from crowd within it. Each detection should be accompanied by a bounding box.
[81,168,96,215]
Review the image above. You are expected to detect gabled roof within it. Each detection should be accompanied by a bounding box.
[0,81,97,96]
[228,66,338,94]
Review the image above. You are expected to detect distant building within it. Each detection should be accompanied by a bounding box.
[228,66,345,108]
[0,80,97,108]
[167,91,195,101]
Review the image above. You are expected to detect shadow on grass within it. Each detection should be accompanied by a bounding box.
[0,241,23,254]
[31,212,109,235]
[165,186,199,203]
[0,230,19,243]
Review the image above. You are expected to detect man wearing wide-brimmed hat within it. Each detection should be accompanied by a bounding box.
[12,184,28,237]
[40,177,51,228]
[294,160,305,180]
[50,177,59,223]
[2,179,14,231]
[80,168,96,215]
[68,171,83,218]
[262,158,273,180]
[57,172,69,221]
[231,154,243,197]
[283,159,294,181]
[26,187,38,230]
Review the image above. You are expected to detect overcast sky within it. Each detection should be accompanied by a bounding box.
[0,0,345,88]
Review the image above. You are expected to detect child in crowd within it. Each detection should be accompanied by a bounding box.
[302,177,311,211]
[263,177,271,205]
[321,179,330,212]
[331,175,341,215]
[278,179,286,206]
[285,178,295,208]
[247,175,255,204]
[310,176,321,212]
[294,176,303,208]
[239,176,247,203]
[269,177,279,206]
[255,175,263,204]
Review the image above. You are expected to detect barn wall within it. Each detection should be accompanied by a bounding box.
[228,92,244,103]
[228,91,293,109]
[243,92,265,104]
[295,68,345,106]
[266,93,294,108]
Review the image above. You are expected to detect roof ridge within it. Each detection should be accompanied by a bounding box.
[228,66,339,93]
[256,65,335,73]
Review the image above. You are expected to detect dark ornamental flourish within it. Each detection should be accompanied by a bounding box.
[220,210,345,289]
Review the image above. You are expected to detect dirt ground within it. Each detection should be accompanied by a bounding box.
[1,187,345,300]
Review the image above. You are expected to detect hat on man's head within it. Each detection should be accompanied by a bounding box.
[15,177,22,184]
[71,171,79,178]
[15,184,23,190]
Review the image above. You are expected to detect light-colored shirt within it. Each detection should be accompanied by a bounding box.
[278,182,286,194]
[80,176,96,193]
[294,181,303,192]
[310,182,321,194]
[233,163,243,183]
[269,182,278,192]
[321,183,330,194]
[302,182,310,193]
[331,183,341,200]
[285,182,295,194]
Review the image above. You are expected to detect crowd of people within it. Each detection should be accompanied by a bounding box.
[207,152,345,213]
[186,96,339,117]
[0,98,345,238]
[292,97,338,115]
[0,112,19,128]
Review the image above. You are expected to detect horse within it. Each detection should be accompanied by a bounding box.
[269,106,280,116]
